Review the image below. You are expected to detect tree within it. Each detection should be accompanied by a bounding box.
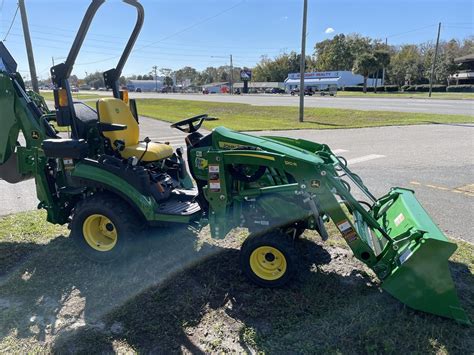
[84,71,105,89]
[387,45,424,86]
[314,34,372,71]
[163,76,173,87]
[174,66,198,86]
[70,75,79,86]
[196,66,218,85]
[352,53,378,93]
[159,68,173,78]
[253,52,314,82]
[373,50,390,92]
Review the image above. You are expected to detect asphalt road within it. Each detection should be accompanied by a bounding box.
[1,118,472,243]
[127,92,474,116]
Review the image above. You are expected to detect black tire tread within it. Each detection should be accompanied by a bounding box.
[240,231,298,288]
[70,193,143,262]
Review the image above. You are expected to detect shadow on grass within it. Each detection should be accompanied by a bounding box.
[0,226,223,349]
[299,120,344,127]
[48,238,473,353]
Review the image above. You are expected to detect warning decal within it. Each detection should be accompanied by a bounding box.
[336,220,357,243]
[394,213,405,227]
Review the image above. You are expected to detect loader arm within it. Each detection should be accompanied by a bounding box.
[198,129,470,324]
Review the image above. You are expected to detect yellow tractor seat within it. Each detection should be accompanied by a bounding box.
[121,141,173,161]
[97,98,173,162]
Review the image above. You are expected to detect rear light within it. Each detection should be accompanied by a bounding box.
[120,90,129,104]
[55,88,68,107]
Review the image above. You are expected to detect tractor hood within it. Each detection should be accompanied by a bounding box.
[212,126,325,165]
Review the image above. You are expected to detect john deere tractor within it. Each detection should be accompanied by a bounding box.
[0,0,469,325]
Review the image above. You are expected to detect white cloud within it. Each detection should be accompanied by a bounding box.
[325,27,335,34]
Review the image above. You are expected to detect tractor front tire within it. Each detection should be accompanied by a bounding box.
[240,231,297,288]
[70,194,141,262]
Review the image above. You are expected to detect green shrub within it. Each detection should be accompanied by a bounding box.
[384,85,399,92]
[446,85,474,92]
[403,85,416,92]
[414,84,446,92]
[343,86,375,92]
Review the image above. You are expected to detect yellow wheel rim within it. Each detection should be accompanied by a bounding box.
[249,246,287,281]
[82,214,118,252]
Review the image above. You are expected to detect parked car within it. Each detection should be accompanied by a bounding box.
[319,91,336,96]
[202,88,209,94]
[135,87,142,92]
[290,88,313,96]
[71,86,79,92]
[271,87,285,94]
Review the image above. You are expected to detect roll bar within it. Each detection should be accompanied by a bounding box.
[50,0,144,133]
[104,0,144,98]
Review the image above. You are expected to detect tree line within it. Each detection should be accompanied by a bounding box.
[79,33,472,91]
[254,34,473,91]
[82,65,246,89]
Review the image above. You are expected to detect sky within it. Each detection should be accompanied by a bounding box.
[0,0,472,80]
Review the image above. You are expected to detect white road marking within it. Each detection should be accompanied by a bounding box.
[332,149,348,154]
[347,154,385,165]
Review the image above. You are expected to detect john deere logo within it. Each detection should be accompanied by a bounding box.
[115,108,120,114]
[195,157,208,170]
[31,131,40,139]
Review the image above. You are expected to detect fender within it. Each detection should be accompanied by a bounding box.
[70,161,157,221]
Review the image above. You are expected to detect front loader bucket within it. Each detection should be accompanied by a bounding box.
[374,188,470,325]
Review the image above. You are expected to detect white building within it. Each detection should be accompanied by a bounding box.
[284,71,382,91]
[202,82,229,93]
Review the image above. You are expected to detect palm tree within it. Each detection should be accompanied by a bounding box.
[373,50,391,92]
[353,53,378,93]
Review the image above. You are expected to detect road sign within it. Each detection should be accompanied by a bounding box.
[240,69,252,81]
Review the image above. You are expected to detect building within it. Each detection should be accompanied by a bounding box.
[449,54,474,85]
[201,82,229,93]
[127,79,163,92]
[284,71,382,91]
[233,81,284,93]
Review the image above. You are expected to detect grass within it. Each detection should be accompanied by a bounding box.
[336,91,474,100]
[132,98,474,131]
[0,210,473,353]
[39,91,108,101]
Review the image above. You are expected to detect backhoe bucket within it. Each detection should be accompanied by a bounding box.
[0,153,32,183]
[374,188,470,325]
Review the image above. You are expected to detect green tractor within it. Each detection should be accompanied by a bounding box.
[0,0,470,325]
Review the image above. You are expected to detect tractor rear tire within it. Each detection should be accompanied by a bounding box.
[240,231,297,288]
[70,194,142,262]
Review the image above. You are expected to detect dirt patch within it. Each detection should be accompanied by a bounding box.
[1,222,473,353]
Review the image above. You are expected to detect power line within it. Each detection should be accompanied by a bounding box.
[76,0,245,66]
[386,24,437,39]
[2,4,19,41]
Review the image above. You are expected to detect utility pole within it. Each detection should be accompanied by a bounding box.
[299,0,308,122]
[229,54,233,95]
[19,0,39,93]
[152,65,158,92]
[429,22,441,98]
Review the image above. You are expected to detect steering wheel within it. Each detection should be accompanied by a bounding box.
[170,114,210,133]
